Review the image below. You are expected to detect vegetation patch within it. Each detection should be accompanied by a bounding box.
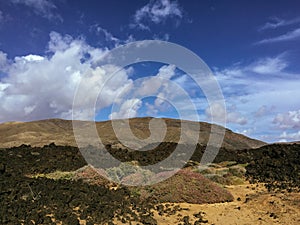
[133,169,234,204]
[31,170,75,180]
[195,161,247,186]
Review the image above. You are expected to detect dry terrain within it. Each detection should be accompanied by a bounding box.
[0,118,265,149]
[150,183,300,225]
[0,118,299,225]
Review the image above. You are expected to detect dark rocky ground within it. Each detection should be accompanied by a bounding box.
[0,144,159,224]
[244,144,300,191]
[108,142,300,190]
[1,142,299,224]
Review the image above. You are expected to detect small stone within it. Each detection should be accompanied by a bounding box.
[0,163,6,174]
[193,212,203,219]
[270,212,278,219]
[244,197,250,203]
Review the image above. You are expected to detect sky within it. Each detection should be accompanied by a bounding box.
[0,0,300,143]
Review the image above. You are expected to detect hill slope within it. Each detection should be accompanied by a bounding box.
[0,117,265,149]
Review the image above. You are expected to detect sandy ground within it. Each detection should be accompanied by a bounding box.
[152,183,300,225]
[112,182,300,225]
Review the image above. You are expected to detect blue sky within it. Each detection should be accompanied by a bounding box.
[0,0,300,143]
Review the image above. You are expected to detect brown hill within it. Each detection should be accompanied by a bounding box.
[0,117,265,149]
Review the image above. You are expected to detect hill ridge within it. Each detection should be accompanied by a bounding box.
[0,117,266,149]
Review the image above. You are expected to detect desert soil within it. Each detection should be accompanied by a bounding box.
[110,182,300,225]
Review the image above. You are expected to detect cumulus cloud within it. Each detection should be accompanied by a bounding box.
[140,65,183,113]
[279,131,300,142]
[213,53,300,142]
[22,54,45,62]
[11,0,62,21]
[107,63,201,121]
[205,102,225,122]
[254,105,268,118]
[109,99,142,119]
[0,31,136,122]
[205,102,246,125]
[227,112,247,125]
[48,32,73,52]
[109,64,179,118]
[137,64,176,95]
[254,105,275,117]
[0,33,199,123]
[273,110,300,129]
[132,0,183,30]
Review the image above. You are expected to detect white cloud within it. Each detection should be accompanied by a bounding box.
[205,102,225,122]
[279,131,300,141]
[120,64,179,117]
[89,24,120,43]
[22,54,45,62]
[249,55,288,74]
[24,105,36,115]
[48,32,73,52]
[259,17,300,31]
[154,92,169,110]
[155,64,176,79]
[153,33,170,41]
[89,24,136,46]
[124,35,136,44]
[109,98,142,119]
[205,102,246,125]
[145,102,158,116]
[147,65,182,112]
[0,51,9,71]
[116,64,202,121]
[0,31,135,122]
[11,0,62,21]
[215,54,288,79]
[254,105,268,117]
[254,105,275,117]
[235,128,255,136]
[273,110,300,129]
[132,0,183,30]
[213,53,300,142]
[137,64,176,96]
[227,112,247,125]
[214,55,299,103]
[256,28,300,44]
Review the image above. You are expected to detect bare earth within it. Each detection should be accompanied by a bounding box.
[174,183,300,225]
[74,182,299,225]
[0,118,265,149]
[142,183,299,225]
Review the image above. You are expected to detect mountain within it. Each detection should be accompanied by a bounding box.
[0,117,265,149]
